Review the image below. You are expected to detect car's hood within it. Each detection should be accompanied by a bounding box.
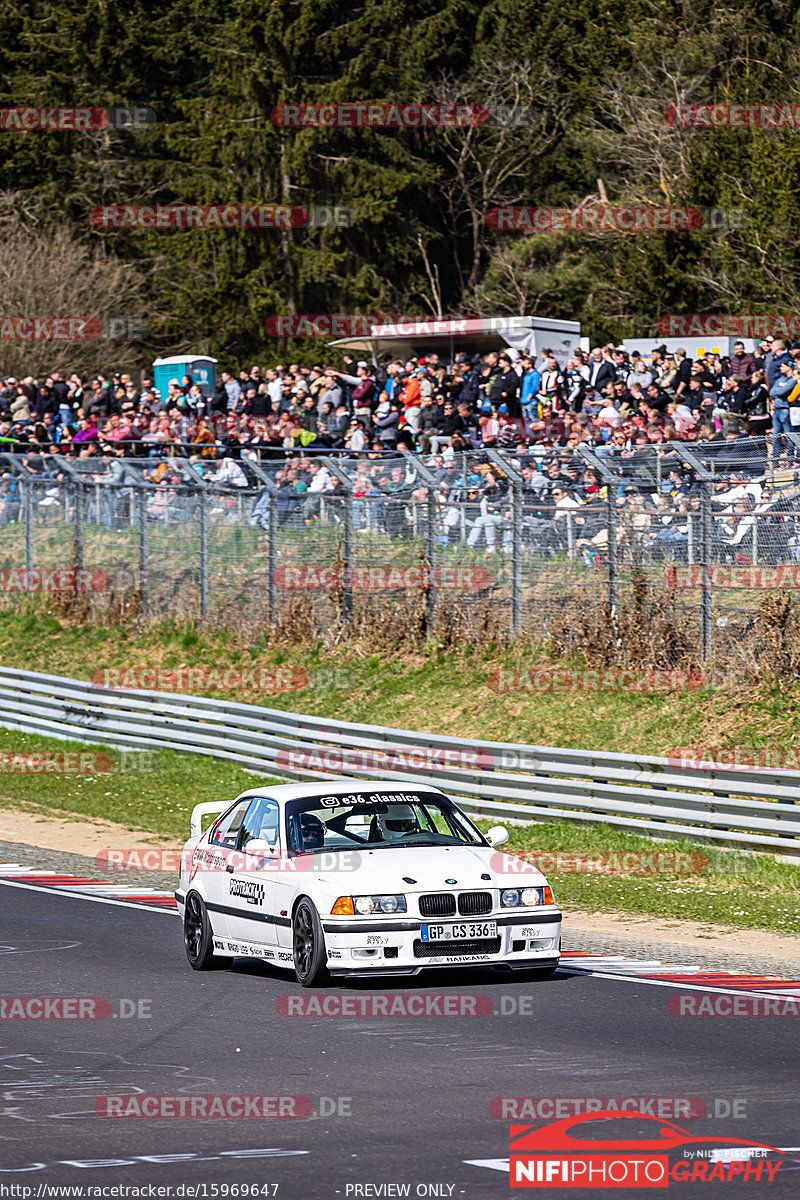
[305,842,548,895]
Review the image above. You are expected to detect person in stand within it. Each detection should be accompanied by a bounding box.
[744,369,771,439]
[770,357,796,460]
[344,417,368,452]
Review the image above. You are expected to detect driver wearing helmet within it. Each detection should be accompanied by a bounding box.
[375,803,418,841]
[298,811,326,852]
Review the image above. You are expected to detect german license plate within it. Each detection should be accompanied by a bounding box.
[420,921,497,942]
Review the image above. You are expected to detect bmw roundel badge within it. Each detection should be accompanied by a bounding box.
[445,878,457,885]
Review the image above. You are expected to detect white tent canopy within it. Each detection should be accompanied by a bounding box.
[327,316,580,367]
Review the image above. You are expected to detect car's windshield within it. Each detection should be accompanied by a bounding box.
[285,790,486,853]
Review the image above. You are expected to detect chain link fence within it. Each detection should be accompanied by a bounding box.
[2,440,800,663]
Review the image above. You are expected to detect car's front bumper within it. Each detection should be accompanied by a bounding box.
[321,909,562,975]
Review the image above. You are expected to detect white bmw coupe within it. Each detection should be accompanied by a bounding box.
[177,779,561,987]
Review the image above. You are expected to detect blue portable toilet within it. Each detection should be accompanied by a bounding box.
[153,355,217,399]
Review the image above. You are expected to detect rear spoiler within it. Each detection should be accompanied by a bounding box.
[190,801,230,839]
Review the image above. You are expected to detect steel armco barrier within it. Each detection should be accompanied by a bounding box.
[1,667,800,854]
[0,666,798,858]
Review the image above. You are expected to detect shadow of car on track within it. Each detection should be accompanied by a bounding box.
[225,957,575,990]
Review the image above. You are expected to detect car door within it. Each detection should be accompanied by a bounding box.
[199,798,252,938]
[226,797,280,957]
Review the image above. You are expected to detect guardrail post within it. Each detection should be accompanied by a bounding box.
[752,510,758,565]
[399,449,441,630]
[606,488,618,614]
[321,457,355,625]
[577,445,618,616]
[23,478,33,573]
[341,484,353,624]
[672,443,716,664]
[269,492,278,621]
[701,478,713,661]
[241,458,281,624]
[511,483,522,636]
[426,486,437,628]
[484,450,524,637]
[198,487,209,619]
[239,460,281,622]
[74,480,84,577]
[137,485,149,619]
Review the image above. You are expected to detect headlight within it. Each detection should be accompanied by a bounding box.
[333,894,407,916]
[501,887,554,907]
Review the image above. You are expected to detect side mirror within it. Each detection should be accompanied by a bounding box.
[487,825,509,848]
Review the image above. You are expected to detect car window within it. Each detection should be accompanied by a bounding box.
[237,797,279,851]
[209,800,250,847]
[285,791,486,852]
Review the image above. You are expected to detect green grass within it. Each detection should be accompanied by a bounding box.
[473,818,800,934]
[0,727,278,842]
[0,724,798,934]
[0,613,799,934]
[0,609,795,756]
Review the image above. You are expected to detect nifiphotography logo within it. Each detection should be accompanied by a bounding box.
[508,1112,782,1188]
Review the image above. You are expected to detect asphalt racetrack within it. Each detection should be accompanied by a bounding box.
[1,882,798,1197]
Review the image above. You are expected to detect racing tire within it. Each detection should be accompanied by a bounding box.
[293,898,329,988]
[184,891,226,970]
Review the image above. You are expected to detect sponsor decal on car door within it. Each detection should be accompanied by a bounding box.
[195,799,252,936]
[226,798,279,950]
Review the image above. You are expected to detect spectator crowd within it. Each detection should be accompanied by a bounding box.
[1,336,798,466]
[2,338,798,561]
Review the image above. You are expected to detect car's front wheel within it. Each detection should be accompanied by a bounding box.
[184,891,226,970]
[292,898,329,987]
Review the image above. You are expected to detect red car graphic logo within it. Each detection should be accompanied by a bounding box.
[509,1111,782,1189]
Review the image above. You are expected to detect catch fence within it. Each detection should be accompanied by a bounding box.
[1,440,800,662]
